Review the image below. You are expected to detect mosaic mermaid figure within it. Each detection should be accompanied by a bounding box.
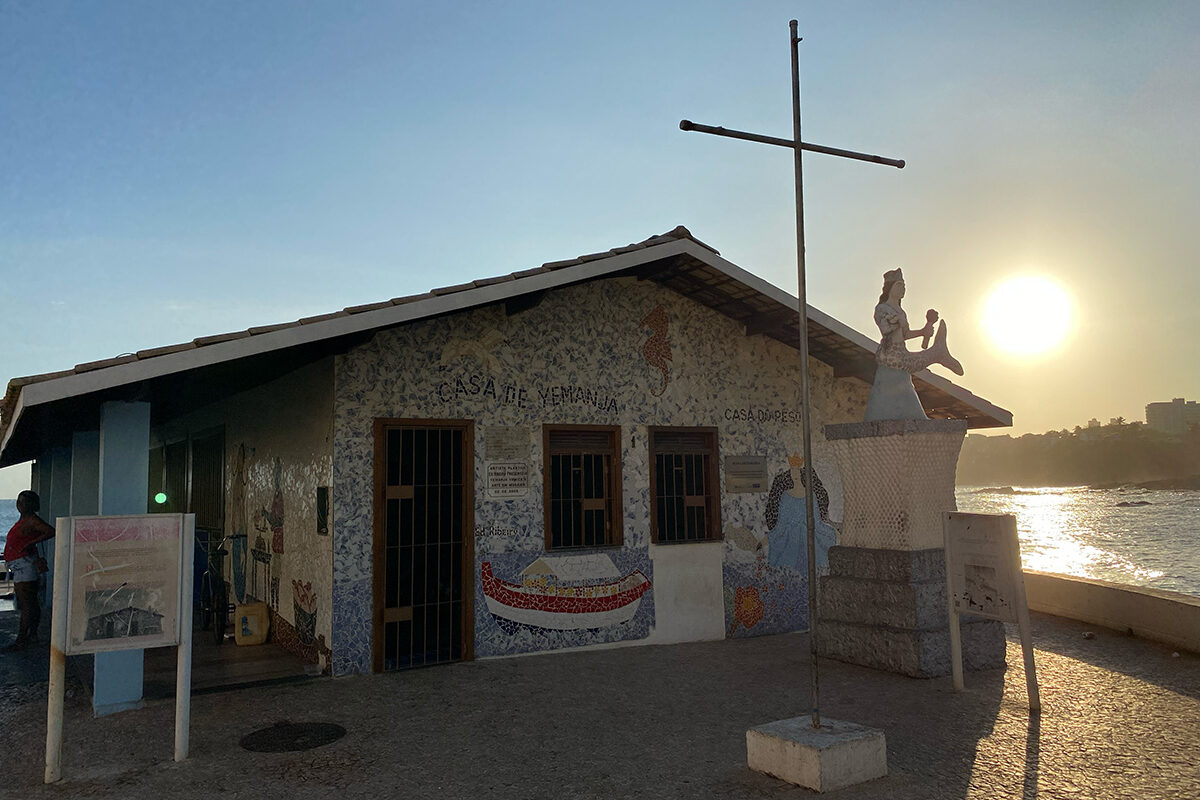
[865,268,963,421]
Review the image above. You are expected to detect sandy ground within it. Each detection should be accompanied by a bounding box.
[2,609,1198,799]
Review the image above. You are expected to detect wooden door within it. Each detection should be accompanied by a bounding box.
[373,420,474,671]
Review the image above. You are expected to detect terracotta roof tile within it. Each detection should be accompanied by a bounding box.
[472,275,514,288]
[247,322,301,335]
[136,342,197,359]
[75,354,138,373]
[193,331,251,346]
[343,300,394,314]
[9,369,75,387]
[390,293,431,305]
[431,281,475,296]
[298,311,348,325]
[541,258,582,270]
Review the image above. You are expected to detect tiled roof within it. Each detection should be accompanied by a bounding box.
[0,224,1010,465]
[0,227,711,443]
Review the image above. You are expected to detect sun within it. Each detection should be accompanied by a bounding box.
[981,275,1073,356]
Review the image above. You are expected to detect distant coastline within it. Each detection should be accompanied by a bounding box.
[964,475,1200,493]
[958,423,1200,488]
[1089,475,1200,491]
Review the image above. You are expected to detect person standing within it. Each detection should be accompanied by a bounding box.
[3,490,55,651]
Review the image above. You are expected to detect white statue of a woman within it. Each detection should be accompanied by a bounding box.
[865,268,963,421]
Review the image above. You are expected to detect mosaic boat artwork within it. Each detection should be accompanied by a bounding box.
[481,556,652,632]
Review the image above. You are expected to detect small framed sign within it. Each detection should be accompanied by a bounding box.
[943,512,1039,711]
[484,425,530,462]
[486,461,529,499]
[64,514,190,655]
[725,455,768,493]
[47,513,195,780]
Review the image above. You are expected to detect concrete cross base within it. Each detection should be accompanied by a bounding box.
[747,717,887,792]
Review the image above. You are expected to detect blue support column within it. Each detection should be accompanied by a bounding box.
[94,402,151,717]
[70,431,100,517]
[45,447,72,581]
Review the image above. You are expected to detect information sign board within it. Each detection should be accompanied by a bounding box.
[487,461,529,499]
[484,425,530,462]
[47,513,194,781]
[943,512,1039,710]
[65,514,186,655]
[945,512,1020,623]
[725,455,768,493]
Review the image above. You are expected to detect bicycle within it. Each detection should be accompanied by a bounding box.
[197,530,233,646]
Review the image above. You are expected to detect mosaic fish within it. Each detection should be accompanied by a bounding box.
[640,305,671,396]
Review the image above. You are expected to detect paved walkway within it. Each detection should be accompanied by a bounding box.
[2,610,1197,799]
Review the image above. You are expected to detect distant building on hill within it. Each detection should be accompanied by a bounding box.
[1145,398,1200,436]
[1087,418,1101,428]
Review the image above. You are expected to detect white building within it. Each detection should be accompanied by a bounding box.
[0,227,1010,676]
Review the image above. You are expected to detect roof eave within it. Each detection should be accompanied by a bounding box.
[0,231,1012,464]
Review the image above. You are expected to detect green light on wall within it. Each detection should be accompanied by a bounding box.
[154,492,168,505]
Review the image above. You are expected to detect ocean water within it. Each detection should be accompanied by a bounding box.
[957,486,1200,598]
[1,499,17,610]
[0,498,17,551]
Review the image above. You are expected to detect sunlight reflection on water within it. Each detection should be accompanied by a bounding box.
[957,486,1199,596]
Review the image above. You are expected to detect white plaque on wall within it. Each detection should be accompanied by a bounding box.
[484,426,529,462]
[725,455,768,493]
[487,461,529,499]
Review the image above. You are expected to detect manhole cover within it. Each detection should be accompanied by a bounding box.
[240,721,346,753]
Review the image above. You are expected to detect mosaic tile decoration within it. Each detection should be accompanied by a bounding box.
[268,605,332,675]
[475,550,654,657]
[150,359,336,661]
[332,276,868,674]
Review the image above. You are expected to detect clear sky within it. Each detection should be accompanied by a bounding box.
[2,1,1198,496]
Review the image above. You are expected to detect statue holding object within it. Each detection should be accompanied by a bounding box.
[865,268,963,421]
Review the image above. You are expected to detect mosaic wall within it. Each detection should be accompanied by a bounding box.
[153,359,336,670]
[476,550,653,657]
[333,276,868,675]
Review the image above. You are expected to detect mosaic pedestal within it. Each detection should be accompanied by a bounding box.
[817,420,1004,677]
[817,546,1004,677]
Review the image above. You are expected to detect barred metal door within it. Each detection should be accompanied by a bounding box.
[374,421,473,671]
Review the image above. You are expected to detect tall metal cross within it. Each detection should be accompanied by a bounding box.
[680,19,904,730]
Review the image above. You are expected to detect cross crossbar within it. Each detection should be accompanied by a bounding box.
[679,120,905,169]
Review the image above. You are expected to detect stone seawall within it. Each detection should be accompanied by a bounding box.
[1025,570,1200,654]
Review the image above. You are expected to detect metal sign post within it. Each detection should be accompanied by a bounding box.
[680,20,904,729]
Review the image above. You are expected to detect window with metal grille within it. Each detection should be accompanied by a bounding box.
[543,426,622,550]
[650,427,721,543]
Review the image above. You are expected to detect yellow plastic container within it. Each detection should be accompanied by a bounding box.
[234,602,270,646]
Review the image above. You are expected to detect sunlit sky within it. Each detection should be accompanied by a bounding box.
[2,2,1198,496]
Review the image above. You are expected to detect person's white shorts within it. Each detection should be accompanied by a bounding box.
[7,555,38,583]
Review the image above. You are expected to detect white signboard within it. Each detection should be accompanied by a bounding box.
[725,455,768,493]
[484,425,530,462]
[943,512,1039,710]
[47,513,194,780]
[64,514,187,655]
[944,512,1020,623]
[487,461,529,499]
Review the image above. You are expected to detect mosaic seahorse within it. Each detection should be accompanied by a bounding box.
[641,305,671,396]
